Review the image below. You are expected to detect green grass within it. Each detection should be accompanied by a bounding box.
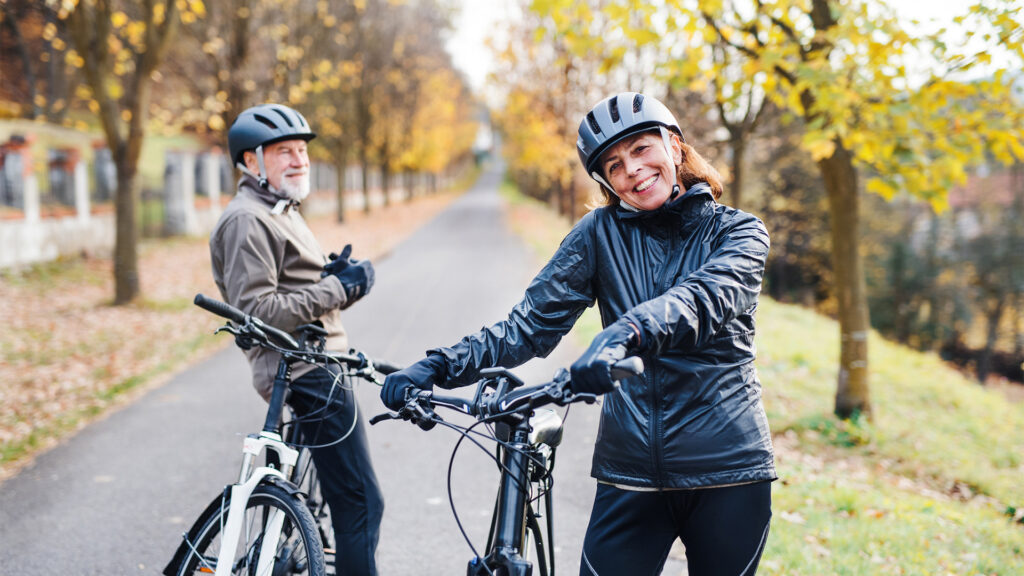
[499,181,1024,575]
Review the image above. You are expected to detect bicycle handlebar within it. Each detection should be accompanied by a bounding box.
[193,293,401,376]
[194,293,300,351]
[373,357,645,430]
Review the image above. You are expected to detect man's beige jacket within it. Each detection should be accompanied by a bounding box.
[210,175,350,400]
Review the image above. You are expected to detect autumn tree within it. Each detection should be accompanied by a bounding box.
[492,1,625,220]
[554,0,1024,418]
[58,0,203,304]
[0,2,78,122]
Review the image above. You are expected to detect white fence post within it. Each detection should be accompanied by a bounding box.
[164,151,200,236]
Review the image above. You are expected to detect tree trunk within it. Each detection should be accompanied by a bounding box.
[224,0,251,126]
[113,153,140,304]
[334,158,347,224]
[360,155,372,214]
[1,7,39,119]
[730,135,746,210]
[977,297,1006,384]
[45,10,68,123]
[818,142,871,419]
[380,163,390,208]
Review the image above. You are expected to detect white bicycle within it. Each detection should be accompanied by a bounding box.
[163,294,399,576]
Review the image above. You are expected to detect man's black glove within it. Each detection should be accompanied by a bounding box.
[380,354,447,411]
[323,244,375,303]
[322,244,355,277]
[570,320,640,395]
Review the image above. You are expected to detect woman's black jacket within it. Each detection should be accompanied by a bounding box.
[430,184,776,489]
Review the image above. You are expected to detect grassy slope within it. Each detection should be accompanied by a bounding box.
[500,179,1024,575]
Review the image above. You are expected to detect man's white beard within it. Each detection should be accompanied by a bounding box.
[277,172,310,202]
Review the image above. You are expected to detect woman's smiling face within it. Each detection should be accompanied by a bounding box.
[600,130,682,211]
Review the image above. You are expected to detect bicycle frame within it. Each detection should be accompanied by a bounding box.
[213,432,299,576]
[379,359,643,576]
[168,294,401,576]
[211,356,303,576]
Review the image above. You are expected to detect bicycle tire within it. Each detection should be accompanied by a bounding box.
[173,482,326,576]
[296,456,336,574]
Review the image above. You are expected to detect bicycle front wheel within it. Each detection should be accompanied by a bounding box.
[175,483,326,576]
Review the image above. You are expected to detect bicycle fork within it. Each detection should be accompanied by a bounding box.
[471,426,534,576]
[214,432,300,576]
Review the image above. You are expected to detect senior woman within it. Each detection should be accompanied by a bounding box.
[382,92,775,575]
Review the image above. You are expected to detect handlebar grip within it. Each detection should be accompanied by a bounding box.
[194,293,246,324]
[194,293,299,350]
[610,357,644,381]
[260,323,300,351]
[373,359,404,375]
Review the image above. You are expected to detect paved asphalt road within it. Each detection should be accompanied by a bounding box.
[0,160,685,575]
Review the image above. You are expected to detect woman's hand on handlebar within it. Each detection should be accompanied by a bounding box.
[570,321,640,395]
[380,354,447,410]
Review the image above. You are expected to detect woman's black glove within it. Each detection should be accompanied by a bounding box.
[570,321,640,395]
[322,244,375,303]
[380,354,447,410]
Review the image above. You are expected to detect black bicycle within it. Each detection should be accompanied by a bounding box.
[371,357,643,576]
[163,294,400,576]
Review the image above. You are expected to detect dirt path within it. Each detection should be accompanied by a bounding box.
[0,190,461,482]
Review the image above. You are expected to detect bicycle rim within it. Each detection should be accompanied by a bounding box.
[177,483,325,576]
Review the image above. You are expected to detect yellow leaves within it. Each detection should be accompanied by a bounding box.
[43,22,59,41]
[803,132,836,161]
[314,59,333,77]
[66,49,85,68]
[110,11,128,29]
[188,0,206,18]
[207,114,225,131]
[866,178,898,200]
[174,0,203,23]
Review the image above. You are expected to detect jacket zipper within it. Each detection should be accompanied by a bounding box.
[650,232,682,485]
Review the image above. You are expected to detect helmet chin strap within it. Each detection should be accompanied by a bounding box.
[235,145,274,190]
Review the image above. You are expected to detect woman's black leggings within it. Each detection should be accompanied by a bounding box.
[580,481,772,576]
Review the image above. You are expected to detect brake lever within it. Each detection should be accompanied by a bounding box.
[214,323,240,336]
[369,412,399,425]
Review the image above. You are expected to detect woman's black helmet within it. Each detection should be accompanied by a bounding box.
[577,93,683,187]
[228,103,316,166]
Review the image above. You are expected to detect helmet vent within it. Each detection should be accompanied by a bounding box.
[587,111,601,134]
[632,94,644,113]
[608,97,620,123]
[253,114,278,129]
[271,107,295,127]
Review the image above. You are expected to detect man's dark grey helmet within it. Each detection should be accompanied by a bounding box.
[228,103,316,167]
[576,92,683,191]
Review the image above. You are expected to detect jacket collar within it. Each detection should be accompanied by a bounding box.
[238,174,301,214]
[615,182,716,231]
